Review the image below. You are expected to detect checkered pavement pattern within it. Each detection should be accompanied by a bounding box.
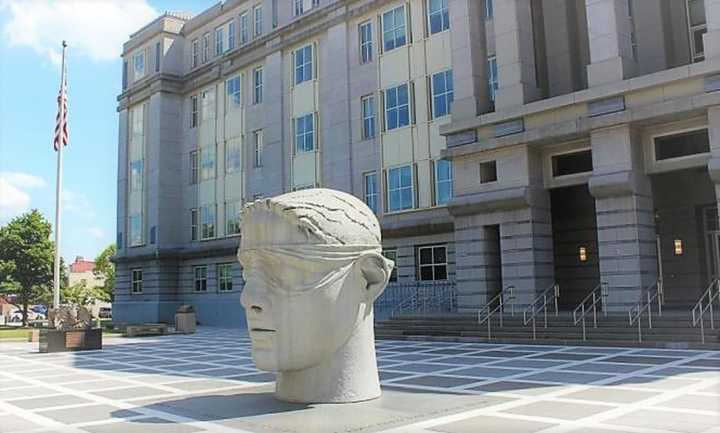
[0,328,718,433]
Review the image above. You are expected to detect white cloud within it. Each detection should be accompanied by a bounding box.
[0,0,159,65]
[0,172,46,222]
[62,189,94,217]
[87,226,105,239]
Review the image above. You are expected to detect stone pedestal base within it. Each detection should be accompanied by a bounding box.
[175,312,197,334]
[39,328,102,353]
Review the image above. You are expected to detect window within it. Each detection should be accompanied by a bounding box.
[687,0,707,62]
[359,21,373,63]
[155,42,161,72]
[382,6,407,52]
[294,44,313,85]
[226,201,242,235]
[383,249,398,283]
[479,160,497,183]
[133,51,145,81]
[201,205,216,239]
[432,70,454,118]
[361,95,376,139]
[215,27,224,55]
[295,0,320,16]
[434,159,452,205]
[654,129,710,161]
[254,130,263,168]
[485,0,494,19]
[295,114,315,153]
[129,214,142,246]
[218,263,234,291]
[191,208,199,240]
[228,21,236,50]
[488,56,498,102]
[364,172,379,214]
[202,33,210,63]
[131,269,143,294]
[253,67,263,104]
[384,84,410,131]
[190,151,199,184]
[254,5,263,37]
[194,266,208,292]
[628,0,637,60]
[190,95,199,128]
[201,89,215,122]
[387,165,414,212]
[191,39,199,68]
[122,61,128,90]
[200,146,216,181]
[225,139,241,174]
[418,245,447,281]
[552,150,593,177]
[240,12,250,45]
[428,0,449,34]
[226,75,242,110]
[130,160,143,191]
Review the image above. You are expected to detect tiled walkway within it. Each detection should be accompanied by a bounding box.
[0,328,719,433]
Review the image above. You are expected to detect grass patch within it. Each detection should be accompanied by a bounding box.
[0,327,31,340]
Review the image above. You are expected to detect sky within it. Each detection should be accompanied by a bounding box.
[0,0,216,263]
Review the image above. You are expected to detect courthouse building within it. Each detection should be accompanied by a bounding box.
[114,0,720,327]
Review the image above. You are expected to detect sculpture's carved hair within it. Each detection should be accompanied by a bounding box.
[242,188,381,245]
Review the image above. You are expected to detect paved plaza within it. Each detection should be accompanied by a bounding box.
[0,328,719,433]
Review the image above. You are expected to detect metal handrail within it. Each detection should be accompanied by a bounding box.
[477,285,516,339]
[522,282,560,340]
[390,282,457,318]
[691,278,720,344]
[573,281,609,341]
[628,279,664,342]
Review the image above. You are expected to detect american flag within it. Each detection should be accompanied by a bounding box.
[53,65,68,151]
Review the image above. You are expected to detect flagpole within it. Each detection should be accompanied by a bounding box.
[52,40,67,310]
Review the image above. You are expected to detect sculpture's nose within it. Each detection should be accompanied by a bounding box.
[240,283,269,316]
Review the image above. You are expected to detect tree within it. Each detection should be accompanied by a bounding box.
[0,210,55,326]
[62,280,107,306]
[93,244,115,302]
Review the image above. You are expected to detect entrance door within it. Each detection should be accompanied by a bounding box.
[703,207,720,280]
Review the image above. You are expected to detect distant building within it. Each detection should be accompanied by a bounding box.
[115,0,720,327]
[68,256,104,288]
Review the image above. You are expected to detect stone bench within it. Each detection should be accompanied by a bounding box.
[125,323,168,338]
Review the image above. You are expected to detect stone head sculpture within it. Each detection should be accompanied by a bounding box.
[238,188,394,403]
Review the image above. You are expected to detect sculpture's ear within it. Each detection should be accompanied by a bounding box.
[356,252,393,303]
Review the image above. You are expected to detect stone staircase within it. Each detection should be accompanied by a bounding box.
[374,311,720,349]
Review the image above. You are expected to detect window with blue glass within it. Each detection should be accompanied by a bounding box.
[359,21,373,63]
[129,214,143,246]
[488,56,498,102]
[226,75,242,110]
[361,95,376,139]
[485,0,494,20]
[434,159,453,205]
[200,146,216,181]
[382,6,406,52]
[215,27,224,55]
[228,21,236,50]
[294,44,313,85]
[384,84,410,131]
[295,114,315,153]
[130,159,143,191]
[364,172,379,214]
[432,70,453,118]
[387,165,414,212]
[428,0,449,34]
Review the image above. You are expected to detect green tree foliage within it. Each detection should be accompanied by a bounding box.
[0,210,55,326]
[62,280,107,306]
[93,244,115,302]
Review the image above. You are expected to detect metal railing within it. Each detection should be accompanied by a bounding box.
[522,282,560,340]
[628,279,664,342]
[573,281,608,341]
[477,285,516,339]
[388,281,457,318]
[691,278,720,344]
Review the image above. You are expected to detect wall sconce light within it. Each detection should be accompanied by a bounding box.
[674,239,683,256]
[579,246,588,262]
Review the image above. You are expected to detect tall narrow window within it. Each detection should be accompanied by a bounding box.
[359,21,373,63]
[190,208,199,240]
[225,138,241,174]
[382,6,407,52]
[202,33,210,63]
[295,0,319,16]
[384,84,410,131]
[364,172,379,214]
[133,51,145,81]
[122,60,128,90]
[190,151,199,184]
[131,269,143,293]
[154,41,161,72]
[217,263,234,291]
[215,27,224,55]
[295,114,315,153]
[228,21,236,50]
[130,160,143,191]
[129,214,143,246]
[628,0,637,60]
[254,130,264,168]
[191,39,199,68]
[434,159,452,205]
[428,0,449,34]
[294,44,313,85]
[201,205,216,239]
[485,0,494,19]
[225,201,242,235]
[254,5,263,37]
[190,95,198,128]
[361,95,376,139]
[240,12,249,45]
[201,89,216,122]
[226,75,242,110]
[253,67,263,104]
[488,56,498,102]
[200,146,216,181]
[387,165,414,212]
[687,0,707,62]
[194,266,208,291]
[432,70,454,118]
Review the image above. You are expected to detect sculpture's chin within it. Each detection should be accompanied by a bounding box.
[251,350,278,372]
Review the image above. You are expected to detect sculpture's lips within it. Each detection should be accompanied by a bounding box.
[251,328,276,333]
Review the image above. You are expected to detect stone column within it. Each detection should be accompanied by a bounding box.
[494,0,541,109]
[585,0,636,86]
[453,217,502,312]
[589,125,657,312]
[705,0,720,59]
[450,0,491,120]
